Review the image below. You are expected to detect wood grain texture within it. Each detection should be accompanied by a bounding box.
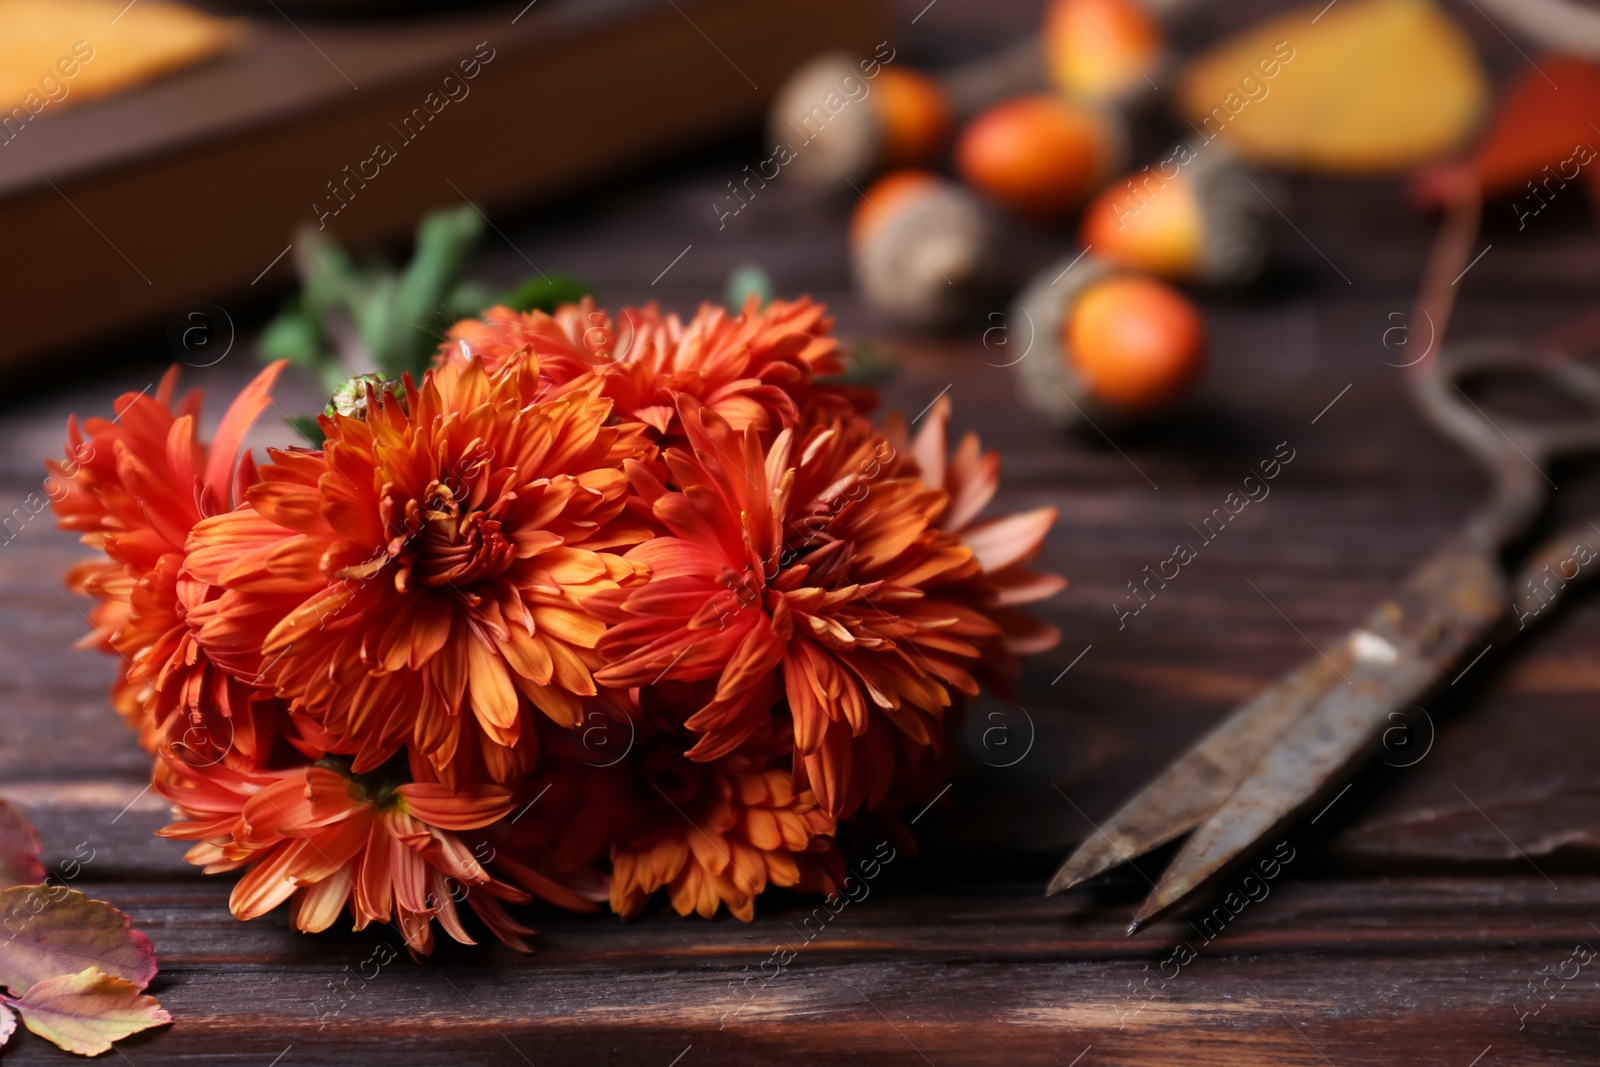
[1,878,1597,1064]
[2,0,1600,1061]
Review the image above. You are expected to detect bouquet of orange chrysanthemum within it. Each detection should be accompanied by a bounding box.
[49,296,1062,953]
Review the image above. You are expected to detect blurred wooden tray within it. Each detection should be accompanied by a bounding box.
[0,0,885,364]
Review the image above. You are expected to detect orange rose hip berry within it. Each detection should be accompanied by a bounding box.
[956,94,1118,221]
[1066,275,1205,413]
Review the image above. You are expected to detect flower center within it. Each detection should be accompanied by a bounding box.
[408,480,517,588]
[316,754,407,808]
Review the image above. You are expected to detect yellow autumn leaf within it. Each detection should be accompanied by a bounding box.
[1176,0,1489,173]
[10,967,170,1057]
[0,0,238,117]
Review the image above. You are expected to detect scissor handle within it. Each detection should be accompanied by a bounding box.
[1410,338,1600,551]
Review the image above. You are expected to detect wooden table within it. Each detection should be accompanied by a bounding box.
[3,0,1599,1062]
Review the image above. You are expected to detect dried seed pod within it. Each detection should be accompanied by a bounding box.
[852,171,1000,330]
[1079,148,1272,285]
[1043,0,1167,106]
[769,53,885,190]
[1012,254,1204,427]
[956,94,1126,222]
[768,42,1047,194]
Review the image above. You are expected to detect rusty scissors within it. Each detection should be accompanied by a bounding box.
[1048,337,1600,930]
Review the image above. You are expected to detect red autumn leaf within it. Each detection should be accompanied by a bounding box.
[1471,54,1600,198]
[0,800,44,888]
[0,887,157,993]
[4,967,170,1057]
[1416,53,1600,204]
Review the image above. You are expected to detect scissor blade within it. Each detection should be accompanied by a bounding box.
[1046,651,1349,896]
[1130,542,1506,931]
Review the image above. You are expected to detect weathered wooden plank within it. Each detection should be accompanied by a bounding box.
[0,878,1594,1064]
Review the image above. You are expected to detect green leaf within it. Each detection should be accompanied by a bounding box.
[386,206,485,376]
[501,273,591,314]
[395,206,483,323]
[296,227,363,315]
[262,205,501,383]
[443,279,497,319]
[355,274,406,378]
[258,301,333,369]
[724,263,772,310]
[0,801,43,888]
[0,887,157,993]
[286,415,326,448]
[9,967,170,1057]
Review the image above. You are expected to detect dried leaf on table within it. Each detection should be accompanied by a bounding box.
[0,800,44,888]
[0,886,159,994]
[0,0,240,111]
[3,968,170,1057]
[1444,54,1600,200]
[1177,0,1488,173]
[0,825,169,1057]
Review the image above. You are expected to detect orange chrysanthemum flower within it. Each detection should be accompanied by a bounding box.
[155,752,545,953]
[48,363,297,764]
[185,357,654,788]
[589,398,1057,816]
[609,747,840,922]
[885,396,1065,683]
[53,291,1066,939]
[527,687,844,921]
[438,297,865,444]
